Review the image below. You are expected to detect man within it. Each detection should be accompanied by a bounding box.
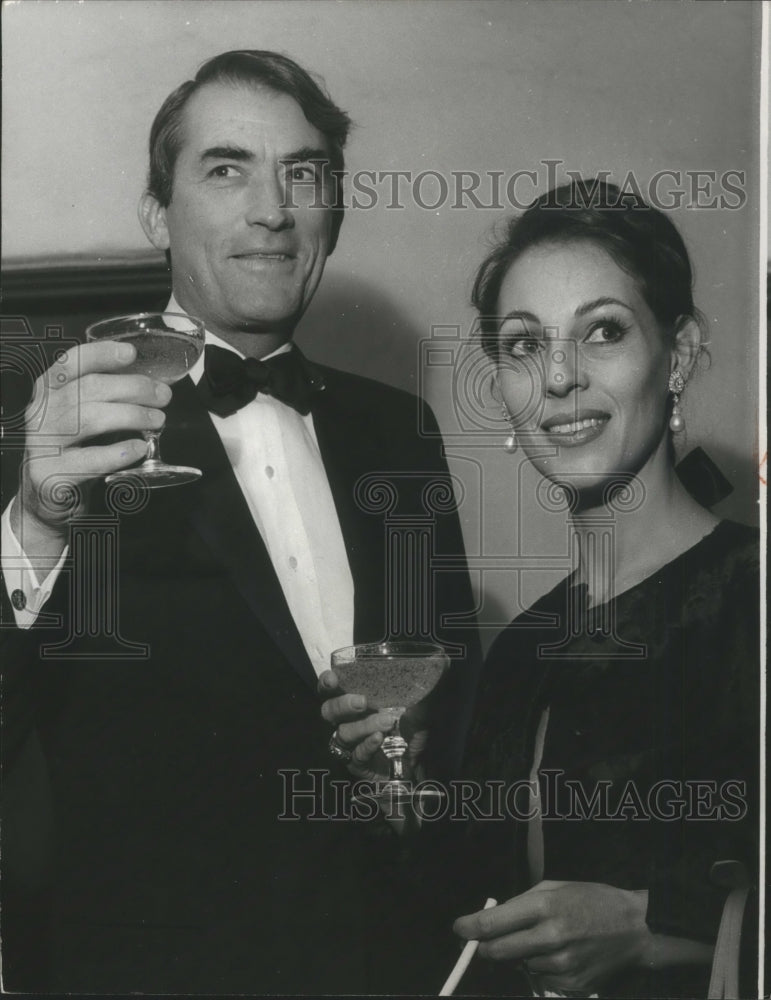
[0,51,479,994]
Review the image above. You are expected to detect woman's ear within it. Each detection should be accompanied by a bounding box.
[671,316,703,380]
[138,191,170,251]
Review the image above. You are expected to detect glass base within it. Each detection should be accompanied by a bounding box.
[106,462,202,489]
[353,780,446,817]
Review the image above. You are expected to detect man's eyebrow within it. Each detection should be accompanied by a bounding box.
[279,146,330,164]
[200,145,254,163]
[574,296,633,317]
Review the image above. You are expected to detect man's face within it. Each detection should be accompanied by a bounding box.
[143,81,334,338]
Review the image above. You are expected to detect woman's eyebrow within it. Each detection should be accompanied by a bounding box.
[499,310,540,327]
[574,296,633,317]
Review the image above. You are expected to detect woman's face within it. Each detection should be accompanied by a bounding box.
[495,240,676,496]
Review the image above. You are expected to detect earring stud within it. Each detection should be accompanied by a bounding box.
[668,370,685,395]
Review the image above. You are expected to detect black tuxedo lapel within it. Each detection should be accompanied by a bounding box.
[159,376,318,689]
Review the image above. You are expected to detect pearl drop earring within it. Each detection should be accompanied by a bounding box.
[501,403,518,453]
[668,369,686,433]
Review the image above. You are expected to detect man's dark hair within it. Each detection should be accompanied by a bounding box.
[147,50,352,251]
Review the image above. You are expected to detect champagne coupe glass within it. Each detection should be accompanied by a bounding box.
[331,640,449,806]
[86,312,205,487]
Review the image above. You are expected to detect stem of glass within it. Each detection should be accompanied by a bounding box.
[380,710,408,784]
[142,429,162,465]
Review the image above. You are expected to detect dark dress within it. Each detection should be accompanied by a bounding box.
[456,520,760,997]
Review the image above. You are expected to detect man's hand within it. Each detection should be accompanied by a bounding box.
[318,669,429,783]
[318,669,396,782]
[453,881,654,995]
[12,340,171,567]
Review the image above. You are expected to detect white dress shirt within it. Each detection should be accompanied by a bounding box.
[1,501,68,629]
[2,300,354,677]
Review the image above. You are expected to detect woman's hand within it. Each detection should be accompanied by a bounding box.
[453,880,652,994]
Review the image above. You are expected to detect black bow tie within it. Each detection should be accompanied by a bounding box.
[197,344,324,417]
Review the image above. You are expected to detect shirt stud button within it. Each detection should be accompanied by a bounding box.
[265,466,274,479]
[289,556,298,569]
[11,589,27,611]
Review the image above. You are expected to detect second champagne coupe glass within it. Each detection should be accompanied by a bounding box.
[86,312,205,487]
[331,640,449,806]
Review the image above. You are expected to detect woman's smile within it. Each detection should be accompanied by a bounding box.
[540,410,611,445]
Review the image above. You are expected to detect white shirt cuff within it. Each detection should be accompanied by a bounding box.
[1,498,68,628]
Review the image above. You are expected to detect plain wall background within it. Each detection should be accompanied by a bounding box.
[2,0,762,648]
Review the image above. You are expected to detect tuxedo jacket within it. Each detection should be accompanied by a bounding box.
[0,362,481,995]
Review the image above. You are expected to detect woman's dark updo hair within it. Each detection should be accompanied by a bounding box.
[473,179,703,359]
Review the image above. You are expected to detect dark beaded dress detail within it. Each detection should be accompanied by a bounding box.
[460,521,759,997]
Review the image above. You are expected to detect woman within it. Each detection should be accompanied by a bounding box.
[321,181,759,997]
[449,180,759,998]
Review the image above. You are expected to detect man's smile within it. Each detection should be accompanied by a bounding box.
[230,250,296,269]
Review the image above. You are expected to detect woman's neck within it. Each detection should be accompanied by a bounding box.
[568,444,720,606]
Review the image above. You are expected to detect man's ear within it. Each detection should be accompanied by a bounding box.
[671,316,703,381]
[138,191,170,251]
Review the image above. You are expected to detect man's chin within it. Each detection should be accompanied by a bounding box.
[209,300,302,337]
